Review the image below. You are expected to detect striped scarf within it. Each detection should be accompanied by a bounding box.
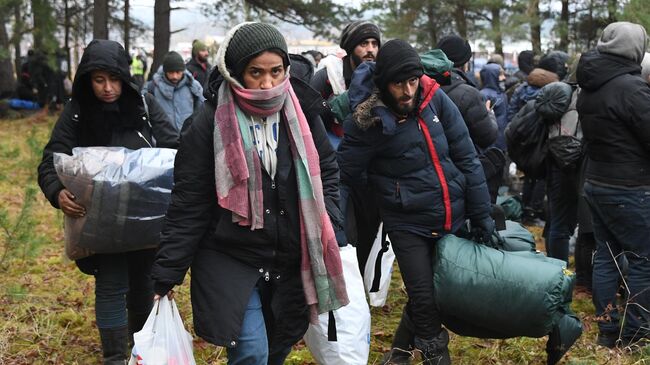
[213,76,348,319]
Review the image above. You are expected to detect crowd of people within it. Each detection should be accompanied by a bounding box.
[35,18,649,365]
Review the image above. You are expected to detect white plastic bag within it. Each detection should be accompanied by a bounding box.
[303,245,371,365]
[363,223,396,307]
[130,297,196,365]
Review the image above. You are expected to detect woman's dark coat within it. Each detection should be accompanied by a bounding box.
[150,69,344,352]
[337,62,492,238]
[37,39,178,271]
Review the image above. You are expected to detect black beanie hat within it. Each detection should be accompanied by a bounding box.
[162,51,185,72]
[518,50,535,74]
[340,21,381,55]
[436,34,472,68]
[374,39,423,90]
[224,22,289,78]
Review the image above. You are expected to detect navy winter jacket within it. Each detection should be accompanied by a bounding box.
[480,63,508,150]
[337,62,492,238]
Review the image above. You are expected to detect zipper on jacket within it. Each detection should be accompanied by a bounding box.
[136,131,153,148]
[396,181,400,198]
[264,271,270,282]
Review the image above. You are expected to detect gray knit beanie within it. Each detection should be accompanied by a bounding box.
[223,22,289,77]
[162,51,185,72]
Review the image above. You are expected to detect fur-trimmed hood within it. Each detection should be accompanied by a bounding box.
[348,61,439,135]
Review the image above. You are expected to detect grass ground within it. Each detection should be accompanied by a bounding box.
[0,113,648,364]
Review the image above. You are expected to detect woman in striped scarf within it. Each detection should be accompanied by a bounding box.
[151,22,349,365]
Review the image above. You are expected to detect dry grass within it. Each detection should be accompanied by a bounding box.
[0,114,647,364]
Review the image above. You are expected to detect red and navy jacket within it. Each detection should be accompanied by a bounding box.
[337,62,492,238]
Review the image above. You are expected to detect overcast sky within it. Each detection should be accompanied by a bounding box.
[129,0,320,48]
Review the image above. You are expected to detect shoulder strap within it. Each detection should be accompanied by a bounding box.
[141,95,156,147]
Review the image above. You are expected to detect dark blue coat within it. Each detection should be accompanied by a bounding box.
[480,63,508,150]
[337,62,492,238]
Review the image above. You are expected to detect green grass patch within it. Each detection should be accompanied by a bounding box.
[0,114,647,364]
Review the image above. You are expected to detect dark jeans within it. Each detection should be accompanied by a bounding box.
[389,230,441,340]
[575,232,596,289]
[94,249,156,329]
[585,182,650,340]
[546,164,578,262]
[522,177,546,215]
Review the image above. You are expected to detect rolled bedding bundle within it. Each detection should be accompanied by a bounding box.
[433,234,582,364]
[54,147,176,259]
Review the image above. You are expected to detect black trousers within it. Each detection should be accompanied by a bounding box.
[389,230,441,340]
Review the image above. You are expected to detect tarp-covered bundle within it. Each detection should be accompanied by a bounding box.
[433,235,582,364]
[54,147,176,259]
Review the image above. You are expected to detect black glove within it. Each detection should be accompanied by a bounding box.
[471,217,496,245]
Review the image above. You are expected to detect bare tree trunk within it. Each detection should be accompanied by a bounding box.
[491,6,503,55]
[425,0,438,49]
[124,0,130,52]
[0,14,16,97]
[151,0,170,77]
[607,0,617,23]
[587,0,595,48]
[93,0,109,39]
[64,0,71,78]
[528,0,541,54]
[13,2,23,76]
[558,0,569,52]
[454,0,468,39]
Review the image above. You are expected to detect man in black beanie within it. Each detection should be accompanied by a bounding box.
[310,20,383,283]
[435,34,497,151]
[311,20,381,145]
[338,39,494,365]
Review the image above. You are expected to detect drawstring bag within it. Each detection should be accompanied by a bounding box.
[130,297,196,365]
[363,223,396,307]
[303,245,371,365]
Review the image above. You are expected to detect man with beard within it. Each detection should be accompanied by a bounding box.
[186,40,212,88]
[310,20,382,278]
[338,39,494,365]
[310,20,381,147]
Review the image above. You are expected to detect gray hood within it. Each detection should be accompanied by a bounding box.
[596,21,647,64]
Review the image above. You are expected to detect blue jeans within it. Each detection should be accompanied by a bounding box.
[546,164,578,262]
[585,182,650,341]
[94,249,155,329]
[227,288,292,365]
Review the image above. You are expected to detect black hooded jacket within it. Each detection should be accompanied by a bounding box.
[37,39,178,210]
[576,50,650,186]
[441,69,498,149]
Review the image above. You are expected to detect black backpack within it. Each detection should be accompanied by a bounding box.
[505,100,548,179]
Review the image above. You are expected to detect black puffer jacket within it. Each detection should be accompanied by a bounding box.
[38,39,178,209]
[150,69,343,351]
[441,69,497,149]
[577,49,650,186]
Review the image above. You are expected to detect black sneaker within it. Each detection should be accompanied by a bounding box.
[596,332,619,348]
[381,348,413,365]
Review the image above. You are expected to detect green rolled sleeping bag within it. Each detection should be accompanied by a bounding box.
[433,235,579,339]
[497,220,536,252]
